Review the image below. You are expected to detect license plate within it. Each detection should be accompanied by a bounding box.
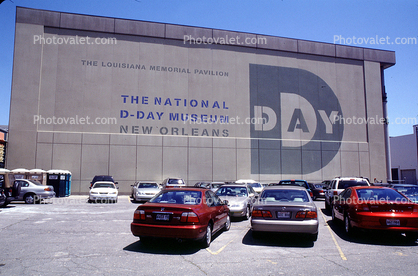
[276,211,291,219]
[386,219,400,226]
[155,214,170,221]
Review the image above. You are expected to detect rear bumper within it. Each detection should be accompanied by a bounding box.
[131,222,207,240]
[251,218,318,234]
[351,213,418,232]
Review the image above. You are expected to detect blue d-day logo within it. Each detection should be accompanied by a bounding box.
[250,64,344,174]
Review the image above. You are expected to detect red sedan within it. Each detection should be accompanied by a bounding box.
[332,186,418,239]
[131,188,230,247]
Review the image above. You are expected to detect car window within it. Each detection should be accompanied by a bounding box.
[216,187,248,197]
[205,191,222,207]
[247,185,256,194]
[138,183,158,188]
[356,188,405,201]
[314,184,324,189]
[392,186,418,195]
[249,183,262,188]
[338,180,369,189]
[93,183,115,189]
[261,189,309,202]
[340,189,351,200]
[150,191,202,205]
[168,179,184,184]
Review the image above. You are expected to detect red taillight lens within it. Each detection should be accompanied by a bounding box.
[44,187,51,191]
[310,192,313,198]
[134,210,145,220]
[181,212,199,223]
[252,210,272,218]
[296,211,317,219]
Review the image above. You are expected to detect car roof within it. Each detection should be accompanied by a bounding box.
[262,186,307,191]
[160,188,206,192]
[349,186,390,190]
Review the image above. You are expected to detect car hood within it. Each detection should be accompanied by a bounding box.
[136,188,160,192]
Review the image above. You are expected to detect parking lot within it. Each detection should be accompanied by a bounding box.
[1,196,418,275]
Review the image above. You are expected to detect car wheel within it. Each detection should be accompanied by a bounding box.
[201,223,212,248]
[344,215,353,235]
[24,194,36,204]
[245,206,251,220]
[223,214,231,231]
[325,200,330,211]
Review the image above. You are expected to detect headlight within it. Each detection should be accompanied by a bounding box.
[110,191,117,194]
[137,191,145,195]
[91,191,98,194]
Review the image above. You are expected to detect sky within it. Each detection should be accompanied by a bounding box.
[0,0,417,137]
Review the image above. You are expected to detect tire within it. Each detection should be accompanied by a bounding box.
[325,200,330,211]
[245,206,251,220]
[201,223,212,248]
[24,194,36,204]
[331,207,337,222]
[223,214,231,231]
[310,233,318,242]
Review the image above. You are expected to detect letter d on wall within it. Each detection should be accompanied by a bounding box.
[254,106,277,131]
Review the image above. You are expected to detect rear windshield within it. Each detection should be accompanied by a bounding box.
[338,180,369,189]
[138,183,159,188]
[249,183,262,188]
[260,189,309,203]
[314,184,324,189]
[150,191,201,205]
[278,181,309,189]
[391,186,418,196]
[356,188,405,201]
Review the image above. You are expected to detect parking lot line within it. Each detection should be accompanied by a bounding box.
[319,209,347,261]
[206,225,250,255]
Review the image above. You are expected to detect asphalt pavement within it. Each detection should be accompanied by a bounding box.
[1,196,418,275]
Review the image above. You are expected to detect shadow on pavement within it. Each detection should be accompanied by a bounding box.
[242,229,315,248]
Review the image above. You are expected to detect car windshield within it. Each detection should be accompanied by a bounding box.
[260,189,309,202]
[138,183,158,188]
[356,188,405,201]
[391,186,418,196]
[93,183,115,189]
[339,180,369,189]
[150,191,202,205]
[249,183,262,188]
[211,183,223,189]
[278,181,309,189]
[216,186,248,197]
[168,179,184,184]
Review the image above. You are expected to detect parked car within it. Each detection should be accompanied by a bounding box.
[388,184,418,203]
[89,181,118,203]
[0,186,6,207]
[269,180,313,198]
[162,177,186,189]
[332,186,418,239]
[130,188,230,247]
[215,184,257,219]
[90,175,117,187]
[7,179,55,204]
[131,182,161,202]
[325,177,371,211]
[194,182,225,192]
[308,183,326,200]
[194,182,211,188]
[251,186,319,241]
[236,179,263,193]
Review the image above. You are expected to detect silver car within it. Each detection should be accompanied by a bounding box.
[215,184,257,219]
[9,179,55,204]
[251,186,319,241]
[131,182,161,202]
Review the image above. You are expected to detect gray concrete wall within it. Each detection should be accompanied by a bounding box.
[7,7,395,194]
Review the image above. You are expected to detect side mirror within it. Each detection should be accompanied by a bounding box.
[114,182,119,185]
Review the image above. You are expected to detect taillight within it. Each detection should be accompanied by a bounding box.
[134,209,145,220]
[310,191,313,198]
[180,212,199,223]
[44,187,51,191]
[252,210,272,218]
[355,204,370,212]
[296,211,317,219]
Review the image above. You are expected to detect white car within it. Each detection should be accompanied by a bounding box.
[89,181,118,203]
[131,182,161,202]
[236,179,263,194]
